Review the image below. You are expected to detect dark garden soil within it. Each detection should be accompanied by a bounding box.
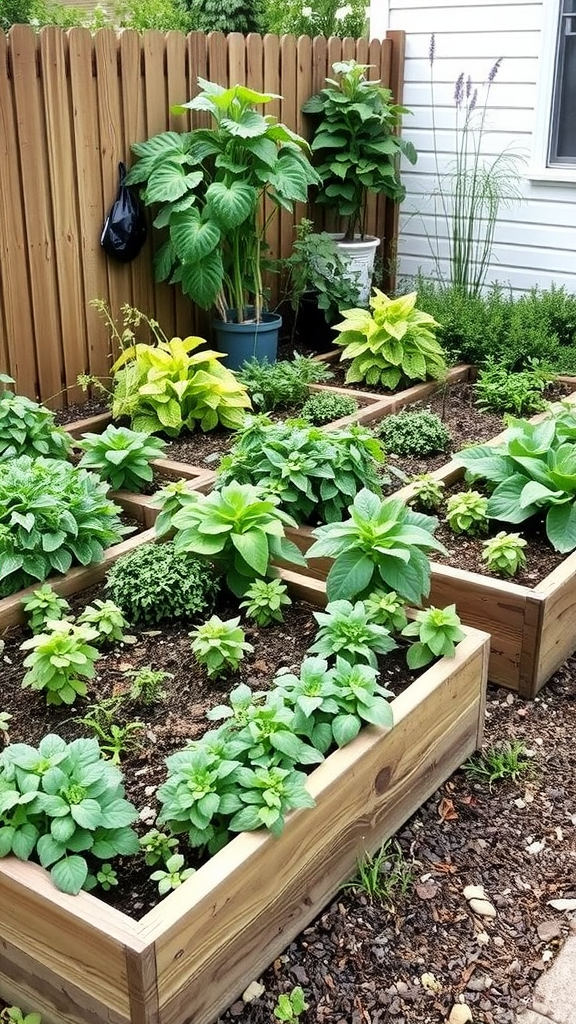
[1,582,420,921]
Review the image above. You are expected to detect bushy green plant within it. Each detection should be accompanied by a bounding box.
[105,540,220,626]
[408,475,446,511]
[0,377,71,462]
[307,488,446,604]
[445,489,489,535]
[77,425,166,493]
[150,852,195,894]
[237,354,332,413]
[190,615,253,679]
[239,578,292,627]
[363,589,408,632]
[229,764,316,837]
[77,600,128,645]
[163,481,306,596]
[279,219,361,326]
[464,739,534,788]
[309,600,397,668]
[0,734,139,894]
[0,456,128,599]
[344,838,414,906]
[378,409,451,457]
[127,666,172,705]
[265,0,367,38]
[334,290,446,390]
[481,531,527,576]
[20,620,100,706]
[216,418,385,526]
[300,391,359,426]
[21,585,71,635]
[473,361,553,416]
[401,604,465,669]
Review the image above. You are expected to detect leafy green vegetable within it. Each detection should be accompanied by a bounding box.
[239,578,292,626]
[481,531,527,576]
[190,615,253,679]
[20,620,101,706]
[401,604,465,669]
[77,424,166,492]
[445,489,489,536]
[21,585,71,635]
[0,378,71,462]
[309,599,397,667]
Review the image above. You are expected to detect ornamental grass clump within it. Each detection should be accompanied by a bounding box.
[0,456,128,599]
[77,424,167,492]
[0,374,71,462]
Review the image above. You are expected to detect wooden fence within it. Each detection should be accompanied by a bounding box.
[0,27,405,407]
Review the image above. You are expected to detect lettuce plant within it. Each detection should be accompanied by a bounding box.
[21,585,71,635]
[401,604,465,669]
[0,456,128,598]
[333,290,446,390]
[20,620,101,706]
[77,424,166,492]
[308,599,397,668]
[307,488,446,604]
[0,377,71,462]
[0,734,139,894]
[217,417,385,525]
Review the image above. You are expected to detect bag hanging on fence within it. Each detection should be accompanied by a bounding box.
[100,162,147,262]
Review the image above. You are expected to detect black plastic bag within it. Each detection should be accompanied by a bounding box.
[100,162,147,263]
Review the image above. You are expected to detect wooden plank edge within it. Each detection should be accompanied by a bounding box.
[63,411,112,438]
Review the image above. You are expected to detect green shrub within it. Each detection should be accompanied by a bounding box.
[186,0,263,33]
[264,0,367,37]
[237,356,332,413]
[0,378,71,462]
[414,278,512,366]
[300,391,359,425]
[77,425,166,493]
[378,410,451,457]
[105,540,220,626]
[473,361,553,416]
[0,457,128,599]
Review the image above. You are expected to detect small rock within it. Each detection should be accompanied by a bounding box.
[466,974,492,993]
[525,839,546,855]
[537,919,562,941]
[542,949,554,963]
[464,884,487,901]
[476,931,490,946]
[549,898,576,911]
[469,898,497,918]
[421,972,442,993]
[242,981,265,1003]
[448,1005,473,1024]
[493,936,505,948]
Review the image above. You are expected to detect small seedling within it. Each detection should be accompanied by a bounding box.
[0,1007,42,1024]
[21,584,71,634]
[482,531,527,577]
[464,740,534,788]
[408,474,446,511]
[78,599,128,645]
[126,665,172,705]
[190,615,254,679]
[75,701,145,763]
[343,839,414,907]
[150,853,195,894]
[139,828,179,866]
[446,489,489,536]
[84,863,118,892]
[363,590,408,633]
[0,710,12,742]
[273,986,309,1022]
[240,578,292,627]
[401,604,466,669]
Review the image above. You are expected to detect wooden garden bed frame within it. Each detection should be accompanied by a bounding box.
[0,558,489,1024]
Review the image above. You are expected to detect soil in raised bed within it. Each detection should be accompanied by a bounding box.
[1,579,420,920]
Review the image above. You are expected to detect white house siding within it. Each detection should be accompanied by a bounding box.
[372,0,576,293]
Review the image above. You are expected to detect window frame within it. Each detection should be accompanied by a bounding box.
[529,0,576,182]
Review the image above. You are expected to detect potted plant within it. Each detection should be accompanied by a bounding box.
[126,78,319,369]
[280,219,363,352]
[302,60,417,302]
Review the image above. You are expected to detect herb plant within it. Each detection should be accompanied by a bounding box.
[164,481,306,596]
[0,456,128,598]
[139,828,178,866]
[307,488,446,604]
[0,734,139,894]
[75,704,145,763]
[21,585,71,635]
[239,578,292,626]
[77,424,166,492]
[377,410,451,457]
[401,605,465,669]
[473,360,553,416]
[333,290,446,390]
[309,600,397,668]
[190,615,253,679]
[127,666,172,705]
[228,765,316,836]
[237,354,332,413]
[0,377,71,462]
[445,489,489,535]
[150,852,195,894]
[273,987,308,1024]
[20,621,100,706]
[481,531,527,576]
[105,540,220,625]
[217,418,385,526]
[363,590,408,632]
[208,690,323,769]
[77,599,128,645]
[300,391,359,426]
[279,219,361,326]
[408,475,446,511]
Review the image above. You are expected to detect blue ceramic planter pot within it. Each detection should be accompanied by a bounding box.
[213,311,282,370]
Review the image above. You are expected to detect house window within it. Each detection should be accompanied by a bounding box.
[549,0,576,163]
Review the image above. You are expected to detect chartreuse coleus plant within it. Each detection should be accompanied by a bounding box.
[239,578,292,626]
[158,480,307,596]
[333,290,446,390]
[482,531,527,576]
[110,333,251,436]
[77,424,167,492]
[0,734,139,894]
[307,488,446,604]
[401,605,466,669]
[0,456,129,599]
[21,584,71,635]
[454,410,576,552]
[20,620,101,706]
[0,374,71,462]
[216,417,386,525]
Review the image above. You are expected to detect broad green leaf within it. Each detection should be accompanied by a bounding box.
[231,529,269,575]
[179,251,224,309]
[325,550,375,601]
[51,854,89,895]
[206,181,256,228]
[170,209,221,262]
[546,502,576,553]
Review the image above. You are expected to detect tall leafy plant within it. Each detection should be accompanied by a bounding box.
[126,78,319,321]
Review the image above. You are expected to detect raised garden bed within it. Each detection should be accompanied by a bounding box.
[0,563,488,1024]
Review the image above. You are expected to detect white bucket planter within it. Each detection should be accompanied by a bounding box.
[330,234,380,305]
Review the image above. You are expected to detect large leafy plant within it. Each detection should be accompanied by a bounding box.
[0,456,128,598]
[334,290,447,390]
[0,734,139,894]
[0,375,71,462]
[216,417,386,525]
[302,60,416,241]
[454,411,576,553]
[110,333,251,436]
[126,78,319,320]
[307,487,446,603]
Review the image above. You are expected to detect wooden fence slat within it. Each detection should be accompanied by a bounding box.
[120,30,153,320]
[279,34,297,267]
[165,30,194,339]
